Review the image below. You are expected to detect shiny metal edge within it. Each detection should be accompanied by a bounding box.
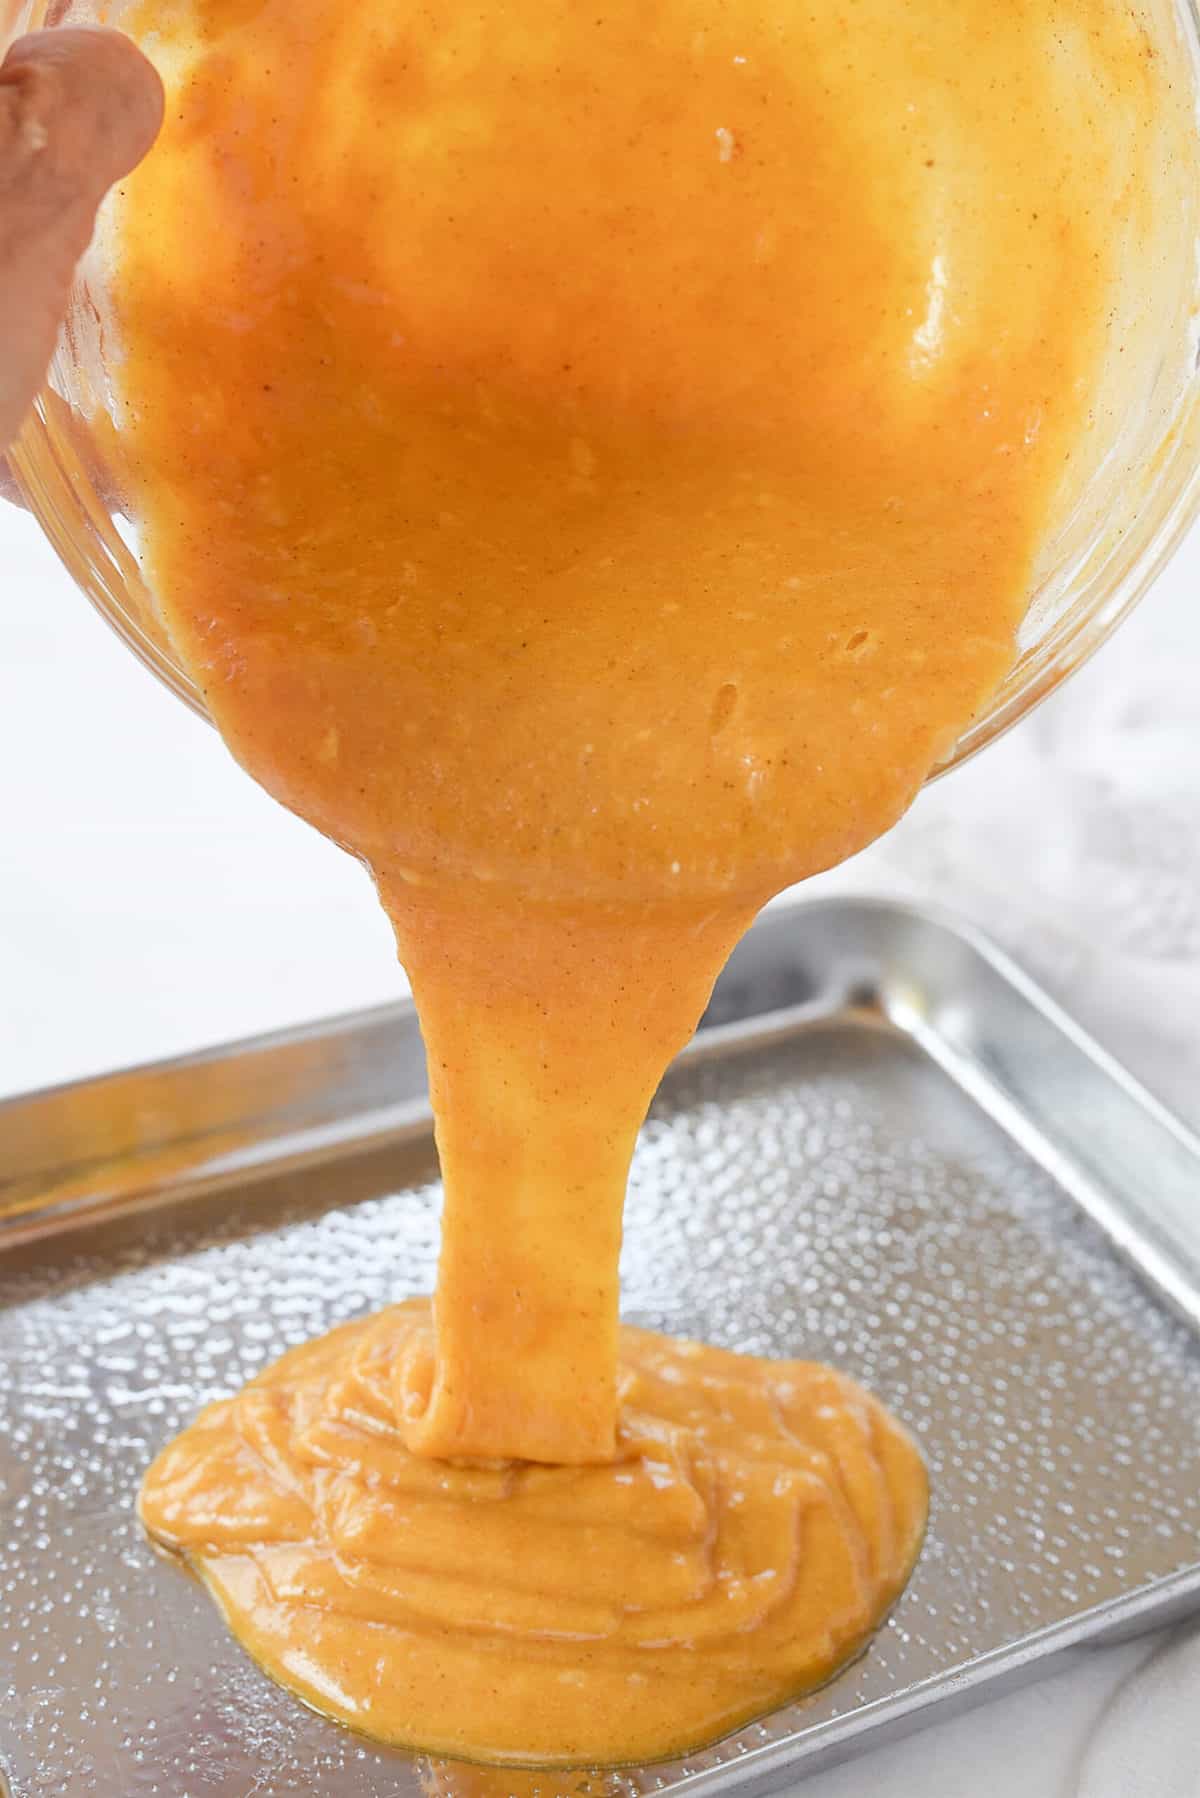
[739,898,1200,1339]
[674,1566,1200,1798]
[0,899,838,1241]
[4,897,1200,1324]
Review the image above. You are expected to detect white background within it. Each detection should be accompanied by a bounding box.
[2,499,1199,1794]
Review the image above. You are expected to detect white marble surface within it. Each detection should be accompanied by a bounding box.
[2,499,1199,1794]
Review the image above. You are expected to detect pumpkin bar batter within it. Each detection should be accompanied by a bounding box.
[141,1300,927,1762]
[118,0,1190,1763]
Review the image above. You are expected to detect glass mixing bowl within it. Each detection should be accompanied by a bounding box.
[9,0,1200,768]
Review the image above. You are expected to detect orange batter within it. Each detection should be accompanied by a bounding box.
[141,1300,927,1762]
[117,0,1189,1764]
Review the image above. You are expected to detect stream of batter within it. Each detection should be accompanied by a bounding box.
[117,0,1189,1764]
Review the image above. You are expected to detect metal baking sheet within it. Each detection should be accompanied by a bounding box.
[1,896,1199,1798]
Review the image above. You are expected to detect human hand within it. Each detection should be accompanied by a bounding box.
[0,25,161,501]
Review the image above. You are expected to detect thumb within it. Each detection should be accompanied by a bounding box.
[0,27,162,455]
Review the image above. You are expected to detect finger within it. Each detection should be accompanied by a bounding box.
[0,27,163,454]
[0,454,22,506]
